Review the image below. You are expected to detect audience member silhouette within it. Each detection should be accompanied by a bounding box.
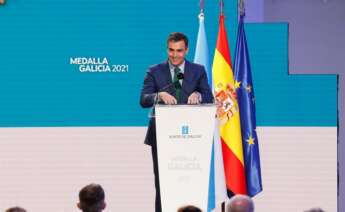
[227,194,254,212]
[304,207,325,212]
[177,205,202,212]
[77,183,106,212]
[5,207,27,212]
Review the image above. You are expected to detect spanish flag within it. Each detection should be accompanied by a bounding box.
[212,14,247,195]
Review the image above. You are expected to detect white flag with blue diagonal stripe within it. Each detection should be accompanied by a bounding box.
[194,11,228,212]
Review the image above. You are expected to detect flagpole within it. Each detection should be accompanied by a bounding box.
[199,0,204,20]
[239,0,245,17]
[219,0,224,15]
[199,0,204,13]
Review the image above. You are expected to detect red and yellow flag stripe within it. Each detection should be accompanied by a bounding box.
[212,15,247,195]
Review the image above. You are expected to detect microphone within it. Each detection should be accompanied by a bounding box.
[153,72,185,105]
[159,72,184,92]
[173,72,184,88]
[177,72,184,80]
[149,73,185,118]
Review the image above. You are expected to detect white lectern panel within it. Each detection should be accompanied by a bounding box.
[155,105,216,212]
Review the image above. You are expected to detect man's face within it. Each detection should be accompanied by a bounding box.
[167,40,188,66]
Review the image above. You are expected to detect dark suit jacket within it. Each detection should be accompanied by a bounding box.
[140,60,213,146]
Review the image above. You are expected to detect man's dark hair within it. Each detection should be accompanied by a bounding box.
[177,205,202,212]
[5,207,27,212]
[78,183,105,212]
[167,32,189,48]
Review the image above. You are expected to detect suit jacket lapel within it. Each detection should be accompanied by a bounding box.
[162,61,175,95]
[162,61,172,84]
[182,60,193,87]
[181,60,194,102]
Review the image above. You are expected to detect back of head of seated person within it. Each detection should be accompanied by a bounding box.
[227,194,254,212]
[77,183,106,212]
[304,207,325,212]
[5,207,27,212]
[177,205,202,212]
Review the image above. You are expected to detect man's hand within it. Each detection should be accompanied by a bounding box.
[187,92,202,104]
[158,92,177,105]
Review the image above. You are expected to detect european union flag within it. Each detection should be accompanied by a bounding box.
[234,15,263,197]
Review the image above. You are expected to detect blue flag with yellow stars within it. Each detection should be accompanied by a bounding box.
[234,14,263,197]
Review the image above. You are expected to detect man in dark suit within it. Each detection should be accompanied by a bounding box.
[140,32,213,212]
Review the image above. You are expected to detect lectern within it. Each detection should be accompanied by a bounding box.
[155,104,216,212]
